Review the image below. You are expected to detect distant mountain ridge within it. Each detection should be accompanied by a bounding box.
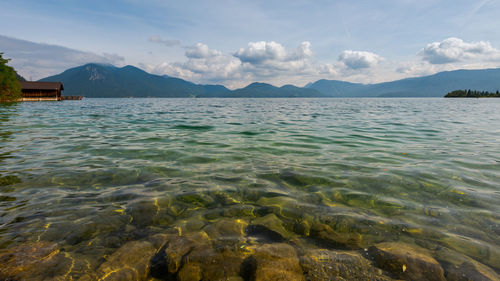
[306,68,500,97]
[40,64,231,98]
[40,63,500,98]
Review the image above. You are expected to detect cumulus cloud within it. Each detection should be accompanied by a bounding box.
[149,36,181,47]
[420,37,500,64]
[147,41,329,88]
[145,43,243,85]
[234,41,287,63]
[338,50,384,70]
[185,43,221,59]
[0,35,124,80]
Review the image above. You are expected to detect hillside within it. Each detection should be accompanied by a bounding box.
[39,64,500,98]
[225,82,325,98]
[40,64,230,98]
[307,68,500,97]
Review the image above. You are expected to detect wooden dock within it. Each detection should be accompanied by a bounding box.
[61,96,83,100]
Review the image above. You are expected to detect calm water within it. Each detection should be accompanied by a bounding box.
[1,98,499,279]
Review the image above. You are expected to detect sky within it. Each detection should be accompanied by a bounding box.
[2,0,500,88]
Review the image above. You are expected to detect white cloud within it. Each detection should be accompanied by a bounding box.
[420,37,500,64]
[234,41,287,63]
[149,36,181,47]
[0,35,124,80]
[146,41,334,88]
[145,43,243,86]
[185,43,221,59]
[338,50,384,70]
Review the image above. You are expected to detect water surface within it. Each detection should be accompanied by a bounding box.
[1,98,499,279]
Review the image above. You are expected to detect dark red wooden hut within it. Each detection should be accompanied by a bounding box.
[20,81,64,101]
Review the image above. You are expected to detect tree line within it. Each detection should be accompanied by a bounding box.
[0,53,22,102]
[445,89,500,98]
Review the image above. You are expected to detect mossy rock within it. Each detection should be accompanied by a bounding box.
[293,219,311,237]
[172,214,207,235]
[178,247,248,281]
[0,175,21,186]
[441,235,500,270]
[433,245,500,281]
[368,242,446,281]
[92,240,156,281]
[176,192,215,208]
[127,200,161,227]
[247,214,294,242]
[255,196,302,219]
[204,218,248,247]
[150,231,211,278]
[300,249,393,281]
[223,204,256,218]
[310,222,362,250]
[244,243,305,281]
[0,241,74,280]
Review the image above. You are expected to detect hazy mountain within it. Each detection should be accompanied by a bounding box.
[225,82,325,98]
[40,63,230,98]
[39,64,325,98]
[39,63,500,98]
[305,80,366,97]
[307,68,500,97]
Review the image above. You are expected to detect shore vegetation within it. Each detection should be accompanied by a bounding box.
[0,53,22,102]
[445,89,500,98]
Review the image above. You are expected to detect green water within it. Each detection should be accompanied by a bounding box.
[0,98,499,280]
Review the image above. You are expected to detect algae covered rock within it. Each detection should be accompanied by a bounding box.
[300,249,393,281]
[441,235,500,270]
[150,231,211,278]
[0,241,74,280]
[445,260,500,281]
[178,247,248,281]
[204,218,248,247]
[247,214,294,242]
[127,200,160,227]
[433,246,500,281]
[244,243,305,281]
[94,240,156,281]
[310,222,362,249]
[368,242,446,281]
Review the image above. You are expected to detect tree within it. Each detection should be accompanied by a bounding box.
[0,53,22,102]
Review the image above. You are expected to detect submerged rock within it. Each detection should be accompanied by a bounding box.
[441,235,500,270]
[368,242,446,281]
[445,260,500,281]
[204,218,248,247]
[223,204,256,218]
[247,214,294,242]
[433,246,500,281]
[150,231,211,279]
[244,243,304,281]
[310,222,362,249]
[93,240,156,281]
[178,247,248,281]
[300,249,393,281]
[127,200,160,227]
[0,241,74,280]
[149,230,250,280]
[255,196,302,219]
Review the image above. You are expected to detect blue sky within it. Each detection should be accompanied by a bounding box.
[2,0,500,88]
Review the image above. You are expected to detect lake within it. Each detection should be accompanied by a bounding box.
[0,98,499,280]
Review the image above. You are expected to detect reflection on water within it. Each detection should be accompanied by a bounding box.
[0,98,499,280]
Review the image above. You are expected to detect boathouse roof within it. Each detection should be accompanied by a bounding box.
[20,81,64,91]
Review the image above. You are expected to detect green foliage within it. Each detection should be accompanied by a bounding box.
[0,53,22,102]
[444,89,500,98]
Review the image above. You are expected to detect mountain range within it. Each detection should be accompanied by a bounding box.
[39,63,500,98]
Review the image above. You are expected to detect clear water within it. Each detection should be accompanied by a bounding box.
[1,98,499,278]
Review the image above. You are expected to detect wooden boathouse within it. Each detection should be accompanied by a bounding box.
[20,81,64,101]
